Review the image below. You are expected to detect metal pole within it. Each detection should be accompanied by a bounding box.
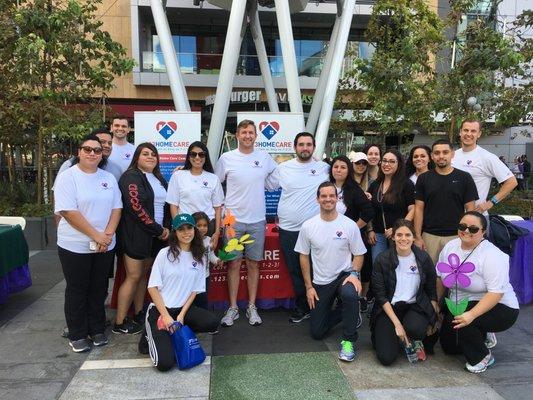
[274,0,303,114]
[206,0,247,163]
[306,14,341,134]
[250,6,279,112]
[150,0,190,111]
[313,0,355,159]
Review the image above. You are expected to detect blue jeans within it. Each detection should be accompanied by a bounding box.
[371,232,389,263]
[279,228,309,313]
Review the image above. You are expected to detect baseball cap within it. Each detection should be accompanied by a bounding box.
[172,213,196,230]
[348,151,368,163]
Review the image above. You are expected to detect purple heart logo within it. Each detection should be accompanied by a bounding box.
[101,182,108,188]
[254,161,259,166]
[203,181,208,187]
[467,160,472,165]
[192,261,197,268]
[410,265,417,272]
[336,231,342,237]
[311,169,316,175]
[125,153,131,159]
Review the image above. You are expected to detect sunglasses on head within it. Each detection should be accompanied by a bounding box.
[458,223,481,234]
[80,146,103,155]
[190,151,206,158]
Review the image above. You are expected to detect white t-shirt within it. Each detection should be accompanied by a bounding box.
[215,148,277,223]
[54,157,123,185]
[269,158,329,231]
[335,186,347,215]
[146,172,167,226]
[108,142,136,173]
[166,170,224,220]
[54,166,123,253]
[437,238,519,309]
[409,173,417,185]
[148,247,206,308]
[294,213,367,285]
[391,252,420,305]
[452,146,514,214]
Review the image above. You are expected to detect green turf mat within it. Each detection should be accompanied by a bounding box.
[210,352,355,400]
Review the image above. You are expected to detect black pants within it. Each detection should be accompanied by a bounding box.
[193,277,210,310]
[310,272,359,342]
[145,302,219,371]
[58,246,115,341]
[440,301,519,365]
[279,228,309,314]
[372,302,429,366]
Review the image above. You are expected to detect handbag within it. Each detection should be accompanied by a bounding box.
[170,322,206,370]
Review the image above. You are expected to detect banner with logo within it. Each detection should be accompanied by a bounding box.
[134,111,201,181]
[236,112,304,217]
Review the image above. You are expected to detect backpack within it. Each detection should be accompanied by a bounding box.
[488,215,529,255]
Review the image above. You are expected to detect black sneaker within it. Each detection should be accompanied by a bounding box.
[289,309,311,323]
[134,310,146,326]
[90,333,109,347]
[112,319,142,334]
[69,338,91,353]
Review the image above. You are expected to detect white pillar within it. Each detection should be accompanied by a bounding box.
[250,7,279,112]
[313,0,355,159]
[274,0,303,114]
[150,0,190,111]
[306,15,341,134]
[206,0,248,163]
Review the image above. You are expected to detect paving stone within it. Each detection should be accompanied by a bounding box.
[354,385,505,400]
[0,380,66,400]
[491,383,533,400]
[0,360,81,381]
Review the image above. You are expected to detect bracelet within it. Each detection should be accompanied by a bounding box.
[490,195,499,205]
[350,271,360,278]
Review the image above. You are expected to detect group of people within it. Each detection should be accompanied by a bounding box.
[53,116,520,374]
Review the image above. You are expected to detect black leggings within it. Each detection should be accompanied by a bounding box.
[145,302,219,371]
[372,302,430,366]
[440,301,519,365]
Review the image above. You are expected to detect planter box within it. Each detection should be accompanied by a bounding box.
[24,216,57,251]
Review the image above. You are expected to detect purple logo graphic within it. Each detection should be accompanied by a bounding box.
[125,153,131,159]
[466,160,472,165]
[336,231,342,237]
[203,181,208,187]
[156,121,177,140]
[410,265,417,272]
[101,182,108,189]
[258,121,280,140]
[192,261,198,268]
[437,253,475,288]
[311,169,316,175]
[254,161,260,166]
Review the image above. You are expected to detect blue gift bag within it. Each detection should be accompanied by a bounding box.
[170,322,206,370]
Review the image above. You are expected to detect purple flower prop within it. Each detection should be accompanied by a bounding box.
[436,253,475,288]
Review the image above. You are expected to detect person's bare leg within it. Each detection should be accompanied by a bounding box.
[246,259,259,305]
[227,259,242,308]
[133,258,152,315]
[116,256,143,324]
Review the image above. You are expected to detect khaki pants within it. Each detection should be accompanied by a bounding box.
[422,232,458,265]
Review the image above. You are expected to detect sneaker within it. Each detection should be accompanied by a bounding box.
[246,304,263,326]
[360,297,368,313]
[465,352,495,373]
[61,327,69,338]
[289,309,310,323]
[413,340,427,361]
[90,333,109,347]
[112,318,142,334]
[338,340,356,362]
[69,338,91,353]
[485,332,497,349]
[134,310,146,326]
[220,307,239,327]
[138,330,149,355]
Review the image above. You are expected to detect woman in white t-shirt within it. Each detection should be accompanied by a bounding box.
[114,143,170,335]
[371,219,437,365]
[406,145,434,184]
[143,214,219,372]
[437,211,519,373]
[54,134,123,353]
[166,141,224,249]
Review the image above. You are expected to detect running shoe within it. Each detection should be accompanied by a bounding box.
[465,352,495,373]
[246,304,263,326]
[69,338,91,353]
[89,333,109,347]
[289,309,310,323]
[338,340,356,362]
[485,332,497,349]
[112,318,142,334]
[220,307,239,327]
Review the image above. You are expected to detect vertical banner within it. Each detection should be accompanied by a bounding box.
[134,111,201,181]
[236,112,304,217]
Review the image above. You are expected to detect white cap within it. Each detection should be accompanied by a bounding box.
[348,151,368,163]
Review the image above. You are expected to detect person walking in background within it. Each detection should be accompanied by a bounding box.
[268,132,330,324]
[54,134,122,352]
[406,145,434,185]
[114,143,170,335]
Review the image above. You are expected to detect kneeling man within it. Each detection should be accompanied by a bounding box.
[295,182,366,362]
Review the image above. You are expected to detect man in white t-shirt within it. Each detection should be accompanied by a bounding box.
[215,120,277,327]
[295,182,366,362]
[452,119,517,220]
[108,116,136,173]
[268,132,329,323]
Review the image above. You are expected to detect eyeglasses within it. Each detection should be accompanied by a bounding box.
[457,223,481,234]
[381,159,397,165]
[80,146,103,155]
[190,151,206,158]
[354,160,368,165]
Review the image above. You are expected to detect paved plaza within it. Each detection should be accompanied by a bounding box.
[0,250,531,400]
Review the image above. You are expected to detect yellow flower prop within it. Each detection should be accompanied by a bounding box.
[218,234,256,261]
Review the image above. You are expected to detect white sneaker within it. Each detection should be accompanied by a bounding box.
[246,304,262,326]
[465,352,495,373]
[485,332,497,349]
[221,307,239,327]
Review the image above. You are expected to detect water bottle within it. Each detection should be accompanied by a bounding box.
[404,343,418,364]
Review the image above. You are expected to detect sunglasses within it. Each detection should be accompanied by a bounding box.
[354,160,368,165]
[190,151,206,159]
[80,146,103,155]
[458,223,481,234]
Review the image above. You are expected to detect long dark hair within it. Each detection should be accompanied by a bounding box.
[167,225,206,264]
[329,155,361,210]
[406,145,434,177]
[376,148,407,204]
[127,142,166,188]
[183,141,214,173]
